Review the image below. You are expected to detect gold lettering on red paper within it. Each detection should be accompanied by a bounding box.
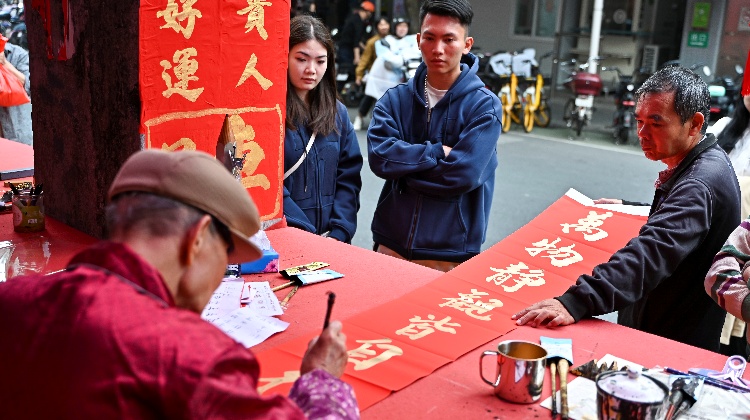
[156,0,203,39]
[486,262,545,292]
[560,211,614,241]
[161,137,197,151]
[395,314,460,340]
[237,0,272,40]
[525,238,583,267]
[229,115,271,190]
[237,53,273,89]
[257,370,300,393]
[160,48,205,102]
[348,338,404,371]
[439,289,503,321]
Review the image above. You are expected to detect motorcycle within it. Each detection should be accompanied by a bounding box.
[602,66,639,145]
[561,58,603,137]
[708,64,744,122]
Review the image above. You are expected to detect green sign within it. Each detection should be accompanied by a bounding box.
[693,2,711,28]
[687,31,709,48]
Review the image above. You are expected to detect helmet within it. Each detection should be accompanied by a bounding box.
[392,16,410,26]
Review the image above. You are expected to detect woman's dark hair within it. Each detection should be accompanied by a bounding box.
[717,95,750,153]
[286,15,339,136]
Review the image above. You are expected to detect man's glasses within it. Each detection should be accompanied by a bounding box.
[210,216,235,255]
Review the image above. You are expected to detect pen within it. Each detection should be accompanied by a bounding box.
[664,367,746,393]
[323,292,335,330]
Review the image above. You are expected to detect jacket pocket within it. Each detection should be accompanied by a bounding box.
[412,196,467,252]
[317,142,339,197]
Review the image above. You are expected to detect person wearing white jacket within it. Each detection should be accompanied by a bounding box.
[353,17,420,130]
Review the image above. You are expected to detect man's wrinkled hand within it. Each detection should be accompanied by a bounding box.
[511,299,575,328]
[300,320,348,377]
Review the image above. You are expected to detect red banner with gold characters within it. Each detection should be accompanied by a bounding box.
[255,190,649,410]
[139,0,290,222]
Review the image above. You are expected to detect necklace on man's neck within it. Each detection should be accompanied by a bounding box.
[424,77,432,123]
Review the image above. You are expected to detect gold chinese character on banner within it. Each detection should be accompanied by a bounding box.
[487,262,545,292]
[525,237,583,267]
[237,53,273,89]
[156,0,203,39]
[348,338,403,371]
[237,0,272,40]
[161,137,197,151]
[229,115,271,190]
[561,211,613,241]
[161,48,205,102]
[439,289,503,321]
[257,370,300,394]
[395,314,460,340]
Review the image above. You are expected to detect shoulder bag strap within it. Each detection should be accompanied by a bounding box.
[283,132,317,180]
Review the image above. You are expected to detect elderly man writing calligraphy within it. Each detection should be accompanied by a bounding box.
[513,66,740,352]
[0,150,358,418]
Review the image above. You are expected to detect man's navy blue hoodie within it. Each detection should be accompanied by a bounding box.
[367,52,502,262]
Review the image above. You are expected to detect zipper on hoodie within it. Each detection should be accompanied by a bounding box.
[405,195,423,259]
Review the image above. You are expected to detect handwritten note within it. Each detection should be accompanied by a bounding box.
[212,306,289,348]
[200,277,245,322]
[241,281,283,316]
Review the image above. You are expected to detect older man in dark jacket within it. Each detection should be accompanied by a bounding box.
[513,66,740,352]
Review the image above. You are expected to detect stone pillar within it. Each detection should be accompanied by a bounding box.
[25,0,141,238]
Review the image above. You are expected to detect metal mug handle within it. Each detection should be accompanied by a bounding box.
[480,350,502,387]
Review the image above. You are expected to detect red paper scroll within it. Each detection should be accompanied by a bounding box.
[139,0,289,221]
[257,191,648,410]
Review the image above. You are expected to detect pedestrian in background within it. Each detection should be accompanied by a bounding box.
[367,0,501,271]
[354,16,419,131]
[0,39,30,145]
[284,15,363,243]
[352,15,390,126]
[335,1,375,90]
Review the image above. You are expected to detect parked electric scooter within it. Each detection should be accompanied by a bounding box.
[602,66,639,145]
[561,58,603,137]
[708,64,744,122]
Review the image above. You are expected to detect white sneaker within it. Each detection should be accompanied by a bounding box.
[353,115,363,130]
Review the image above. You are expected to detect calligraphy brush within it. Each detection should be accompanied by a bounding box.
[323,292,335,330]
[550,362,559,418]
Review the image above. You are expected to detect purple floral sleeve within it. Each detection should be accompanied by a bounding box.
[288,369,360,419]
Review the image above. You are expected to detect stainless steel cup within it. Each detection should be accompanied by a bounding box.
[479,340,547,403]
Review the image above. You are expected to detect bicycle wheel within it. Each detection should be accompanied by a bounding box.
[534,99,551,127]
[500,96,512,133]
[511,101,522,124]
[563,99,575,125]
[523,96,534,133]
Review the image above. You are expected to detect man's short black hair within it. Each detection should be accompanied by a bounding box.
[635,66,710,133]
[419,0,474,32]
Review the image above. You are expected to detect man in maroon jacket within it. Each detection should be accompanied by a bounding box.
[0,150,358,419]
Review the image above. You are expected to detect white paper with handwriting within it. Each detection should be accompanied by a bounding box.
[200,277,245,322]
[240,281,283,316]
[212,306,289,348]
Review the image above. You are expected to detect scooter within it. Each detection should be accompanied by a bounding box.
[561,58,603,137]
[709,64,744,122]
[603,66,639,145]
